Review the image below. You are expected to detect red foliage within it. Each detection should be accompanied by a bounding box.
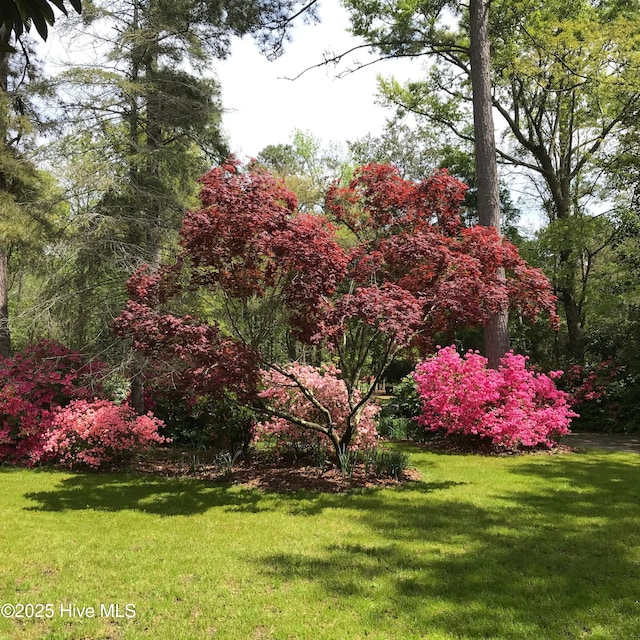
[114,162,559,452]
[113,300,260,399]
[325,165,467,236]
[323,164,559,346]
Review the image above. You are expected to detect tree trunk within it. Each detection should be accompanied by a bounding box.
[0,246,11,356]
[130,369,146,414]
[561,287,585,362]
[0,30,11,356]
[469,0,509,367]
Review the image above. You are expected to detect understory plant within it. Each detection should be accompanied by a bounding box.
[0,340,105,465]
[414,346,577,448]
[43,399,167,469]
[560,359,625,432]
[254,363,380,459]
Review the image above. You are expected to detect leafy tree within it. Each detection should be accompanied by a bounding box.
[114,161,557,464]
[40,0,320,400]
[348,117,523,240]
[256,130,348,212]
[345,0,640,362]
[348,119,443,182]
[0,27,63,355]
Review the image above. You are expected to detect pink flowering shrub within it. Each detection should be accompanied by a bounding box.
[562,358,619,405]
[0,340,105,465]
[43,399,167,469]
[413,346,577,448]
[255,364,380,456]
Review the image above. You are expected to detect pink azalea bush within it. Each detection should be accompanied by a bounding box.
[43,399,167,469]
[255,364,380,455]
[0,340,105,465]
[413,346,577,448]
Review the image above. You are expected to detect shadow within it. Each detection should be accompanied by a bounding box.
[23,472,269,517]
[0,465,24,473]
[281,480,466,517]
[561,432,640,453]
[259,452,640,638]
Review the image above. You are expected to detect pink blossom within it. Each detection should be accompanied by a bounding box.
[414,346,577,448]
[255,364,380,453]
[43,399,168,469]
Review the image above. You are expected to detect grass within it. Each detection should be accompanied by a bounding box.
[1,445,639,639]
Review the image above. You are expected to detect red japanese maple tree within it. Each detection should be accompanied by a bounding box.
[114,160,557,463]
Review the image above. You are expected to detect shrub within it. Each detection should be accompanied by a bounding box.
[0,340,105,465]
[43,399,167,469]
[255,364,380,459]
[559,359,624,432]
[371,448,410,479]
[413,346,577,448]
[384,374,422,420]
[151,392,256,454]
[377,416,416,440]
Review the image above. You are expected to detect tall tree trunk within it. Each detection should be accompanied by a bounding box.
[0,246,11,356]
[543,172,586,363]
[561,288,584,362]
[0,29,12,356]
[469,0,509,368]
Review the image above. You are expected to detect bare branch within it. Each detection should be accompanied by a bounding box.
[281,40,467,82]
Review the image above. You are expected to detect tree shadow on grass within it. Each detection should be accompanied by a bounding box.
[260,453,640,639]
[21,468,459,518]
[22,473,270,517]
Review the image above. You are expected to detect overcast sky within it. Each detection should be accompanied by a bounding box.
[215,0,419,159]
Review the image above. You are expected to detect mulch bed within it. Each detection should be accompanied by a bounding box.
[131,450,422,493]
[126,434,573,493]
[416,433,573,456]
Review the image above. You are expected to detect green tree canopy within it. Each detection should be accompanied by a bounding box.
[344,0,640,362]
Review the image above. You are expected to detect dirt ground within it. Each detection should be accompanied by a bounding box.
[132,451,423,493]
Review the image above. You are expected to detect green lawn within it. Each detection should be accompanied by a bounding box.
[1,446,639,639]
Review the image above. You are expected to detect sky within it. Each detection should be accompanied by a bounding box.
[215,0,420,159]
[42,0,420,160]
[39,0,543,229]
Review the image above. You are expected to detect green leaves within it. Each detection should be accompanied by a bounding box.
[1,0,82,51]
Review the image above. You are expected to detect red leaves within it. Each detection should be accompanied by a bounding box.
[114,160,559,405]
[320,284,423,349]
[113,301,260,398]
[326,164,467,237]
[182,165,298,297]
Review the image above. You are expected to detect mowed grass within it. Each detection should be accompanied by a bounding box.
[1,446,639,640]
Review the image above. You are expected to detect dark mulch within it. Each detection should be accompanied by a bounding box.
[129,433,578,492]
[415,433,573,456]
[131,450,422,493]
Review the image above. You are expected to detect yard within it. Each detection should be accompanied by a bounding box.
[1,445,638,639]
